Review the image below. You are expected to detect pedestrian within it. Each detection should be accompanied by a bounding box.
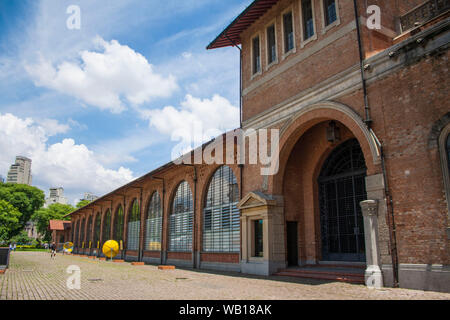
[13,243,16,252]
[9,243,13,252]
[50,242,56,259]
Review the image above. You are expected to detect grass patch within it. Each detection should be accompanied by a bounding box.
[14,248,48,252]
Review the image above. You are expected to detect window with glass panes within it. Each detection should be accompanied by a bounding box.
[323,0,337,26]
[254,220,264,257]
[283,11,294,53]
[169,181,193,252]
[203,166,240,253]
[267,24,276,64]
[114,205,124,243]
[94,213,101,247]
[252,36,261,74]
[73,221,79,246]
[80,218,85,246]
[87,216,92,243]
[302,0,314,40]
[127,200,140,251]
[145,192,162,251]
[102,210,111,244]
[447,134,450,172]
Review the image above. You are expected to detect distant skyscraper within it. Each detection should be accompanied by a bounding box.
[44,187,68,208]
[82,192,98,202]
[0,175,4,183]
[7,156,32,185]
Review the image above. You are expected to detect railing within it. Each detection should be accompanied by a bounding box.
[400,0,450,32]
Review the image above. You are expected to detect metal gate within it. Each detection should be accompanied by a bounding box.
[318,139,367,262]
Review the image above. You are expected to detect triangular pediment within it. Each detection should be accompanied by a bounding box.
[237,191,277,209]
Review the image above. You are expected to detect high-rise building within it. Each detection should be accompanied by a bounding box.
[81,192,98,202]
[6,156,32,185]
[44,187,68,208]
[0,175,4,183]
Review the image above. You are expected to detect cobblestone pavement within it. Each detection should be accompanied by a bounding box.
[1,252,449,300]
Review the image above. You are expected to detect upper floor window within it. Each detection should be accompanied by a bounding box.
[302,0,315,40]
[266,24,277,65]
[323,0,337,26]
[283,11,294,53]
[252,35,261,74]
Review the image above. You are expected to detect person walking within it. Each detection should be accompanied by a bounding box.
[50,242,56,259]
[13,243,16,252]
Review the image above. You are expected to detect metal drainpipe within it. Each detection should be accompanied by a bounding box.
[379,142,400,288]
[353,0,372,127]
[354,1,399,287]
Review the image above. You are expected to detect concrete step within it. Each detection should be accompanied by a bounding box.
[274,268,365,284]
[308,263,366,270]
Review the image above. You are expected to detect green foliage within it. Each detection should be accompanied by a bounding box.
[0,199,22,242]
[76,199,91,209]
[0,183,45,236]
[10,230,33,245]
[32,203,74,242]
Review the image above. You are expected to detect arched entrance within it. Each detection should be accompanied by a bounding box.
[318,138,367,262]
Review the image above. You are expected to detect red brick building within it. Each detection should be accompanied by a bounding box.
[65,0,450,292]
[49,220,71,248]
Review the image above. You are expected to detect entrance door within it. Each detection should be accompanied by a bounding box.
[318,139,367,262]
[286,222,298,266]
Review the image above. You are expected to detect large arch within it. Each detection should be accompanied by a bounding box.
[144,191,162,251]
[114,205,125,245]
[102,209,111,244]
[202,165,240,253]
[271,101,380,195]
[80,217,86,248]
[168,180,193,252]
[93,212,101,249]
[86,215,93,248]
[126,199,140,251]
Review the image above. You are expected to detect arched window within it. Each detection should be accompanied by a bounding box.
[73,220,79,246]
[87,215,93,244]
[203,166,240,252]
[80,218,86,247]
[93,213,101,248]
[114,205,124,244]
[439,124,450,221]
[145,192,162,251]
[169,181,193,252]
[127,200,140,250]
[102,209,111,243]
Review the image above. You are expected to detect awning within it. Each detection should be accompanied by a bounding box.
[207,0,279,49]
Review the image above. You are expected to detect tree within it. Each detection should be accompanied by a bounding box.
[32,203,74,242]
[0,183,45,236]
[76,199,91,209]
[10,230,33,245]
[0,200,22,243]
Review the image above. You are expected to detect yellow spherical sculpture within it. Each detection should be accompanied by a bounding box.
[102,240,119,259]
[63,242,74,253]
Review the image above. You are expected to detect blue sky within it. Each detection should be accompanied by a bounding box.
[0,0,252,204]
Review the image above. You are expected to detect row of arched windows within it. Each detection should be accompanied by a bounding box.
[72,165,240,253]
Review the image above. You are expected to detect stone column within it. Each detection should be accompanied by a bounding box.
[360,199,383,288]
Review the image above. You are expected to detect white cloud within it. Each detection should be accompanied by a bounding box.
[144,94,239,145]
[35,118,71,136]
[25,37,178,113]
[0,113,134,201]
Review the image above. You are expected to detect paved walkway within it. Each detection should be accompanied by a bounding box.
[1,252,449,300]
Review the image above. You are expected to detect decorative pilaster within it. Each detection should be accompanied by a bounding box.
[360,199,383,288]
